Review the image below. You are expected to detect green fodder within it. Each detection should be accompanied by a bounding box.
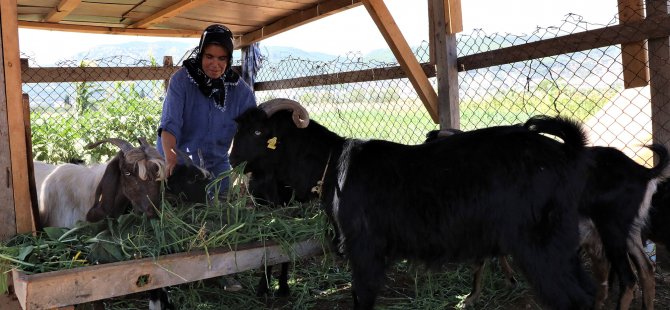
[0,167,329,277]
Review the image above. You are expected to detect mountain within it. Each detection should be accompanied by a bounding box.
[72,41,196,65]
[66,41,399,65]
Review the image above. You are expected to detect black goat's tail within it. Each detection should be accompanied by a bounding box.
[524,115,589,150]
[645,143,669,178]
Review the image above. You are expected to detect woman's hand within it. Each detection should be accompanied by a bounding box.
[161,131,178,177]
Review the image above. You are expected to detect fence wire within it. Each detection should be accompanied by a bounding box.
[22,10,667,167]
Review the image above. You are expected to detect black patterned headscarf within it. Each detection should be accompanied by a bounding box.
[183,24,239,107]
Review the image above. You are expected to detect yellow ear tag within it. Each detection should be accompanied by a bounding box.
[267,137,278,150]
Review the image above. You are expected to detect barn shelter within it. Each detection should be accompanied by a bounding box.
[2,0,670,309]
[2,0,459,237]
[1,0,462,308]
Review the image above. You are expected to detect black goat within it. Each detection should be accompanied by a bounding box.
[644,179,670,262]
[230,98,596,310]
[426,123,668,309]
[526,116,667,310]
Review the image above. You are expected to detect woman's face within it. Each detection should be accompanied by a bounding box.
[201,44,229,79]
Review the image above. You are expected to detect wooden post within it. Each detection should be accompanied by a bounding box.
[1,0,35,238]
[431,0,460,130]
[646,0,670,266]
[618,0,649,88]
[163,55,173,92]
[0,0,17,241]
[23,92,40,232]
[362,0,439,123]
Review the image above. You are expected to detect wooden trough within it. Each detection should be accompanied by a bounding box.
[11,239,323,310]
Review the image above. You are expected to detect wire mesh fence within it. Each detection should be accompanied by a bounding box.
[22,10,668,168]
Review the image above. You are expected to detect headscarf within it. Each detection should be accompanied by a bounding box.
[183,24,240,108]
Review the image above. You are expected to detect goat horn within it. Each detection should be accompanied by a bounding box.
[197,148,205,168]
[174,148,195,167]
[438,128,463,137]
[137,137,151,147]
[86,138,134,153]
[259,98,310,128]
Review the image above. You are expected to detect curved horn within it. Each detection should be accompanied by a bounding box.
[137,137,151,147]
[437,128,463,137]
[259,98,310,128]
[174,148,195,167]
[85,138,134,153]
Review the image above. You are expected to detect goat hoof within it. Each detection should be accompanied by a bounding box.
[276,285,290,297]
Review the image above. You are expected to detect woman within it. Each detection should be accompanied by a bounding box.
[157,24,257,193]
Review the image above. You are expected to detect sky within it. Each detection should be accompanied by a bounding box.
[18,0,618,64]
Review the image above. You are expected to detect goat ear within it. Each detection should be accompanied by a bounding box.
[86,154,127,222]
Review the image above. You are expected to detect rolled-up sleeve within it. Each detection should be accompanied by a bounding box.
[159,70,187,142]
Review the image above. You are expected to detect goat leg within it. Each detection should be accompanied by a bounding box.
[498,256,517,287]
[276,262,290,297]
[256,265,273,297]
[628,238,655,310]
[464,260,486,307]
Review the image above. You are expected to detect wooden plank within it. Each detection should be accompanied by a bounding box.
[427,0,436,65]
[44,0,81,23]
[445,0,462,34]
[12,239,323,309]
[22,91,40,232]
[1,0,34,235]
[458,13,670,72]
[647,1,670,151]
[130,0,210,29]
[0,0,18,241]
[431,0,460,129]
[254,63,436,91]
[17,21,201,37]
[21,66,180,83]
[362,0,439,123]
[618,0,648,88]
[238,0,362,48]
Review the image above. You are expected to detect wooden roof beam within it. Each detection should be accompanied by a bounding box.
[238,0,362,48]
[43,0,81,23]
[18,21,201,37]
[130,0,210,29]
[362,0,439,123]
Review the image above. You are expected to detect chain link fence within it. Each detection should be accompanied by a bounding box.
[22,10,668,167]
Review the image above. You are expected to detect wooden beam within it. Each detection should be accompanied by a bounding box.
[647,0,670,150]
[22,91,40,232]
[255,63,436,91]
[130,0,210,29]
[13,240,323,309]
[444,0,462,34]
[238,0,362,48]
[432,0,460,129]
[618,0,648,88]
[1,0,34,235]
[0,0,18,241]
[458,13,670,72]
[43,0,81,23]
[18,21,201,38]
[427,0,436,65]
[362,0,439,123]
[22,66,181,83]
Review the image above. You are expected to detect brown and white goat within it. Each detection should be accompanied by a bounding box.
[35,138,167,228]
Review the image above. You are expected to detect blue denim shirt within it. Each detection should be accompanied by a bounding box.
[157,67,257,180]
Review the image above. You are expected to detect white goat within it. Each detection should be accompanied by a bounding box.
[35,161,108,228]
